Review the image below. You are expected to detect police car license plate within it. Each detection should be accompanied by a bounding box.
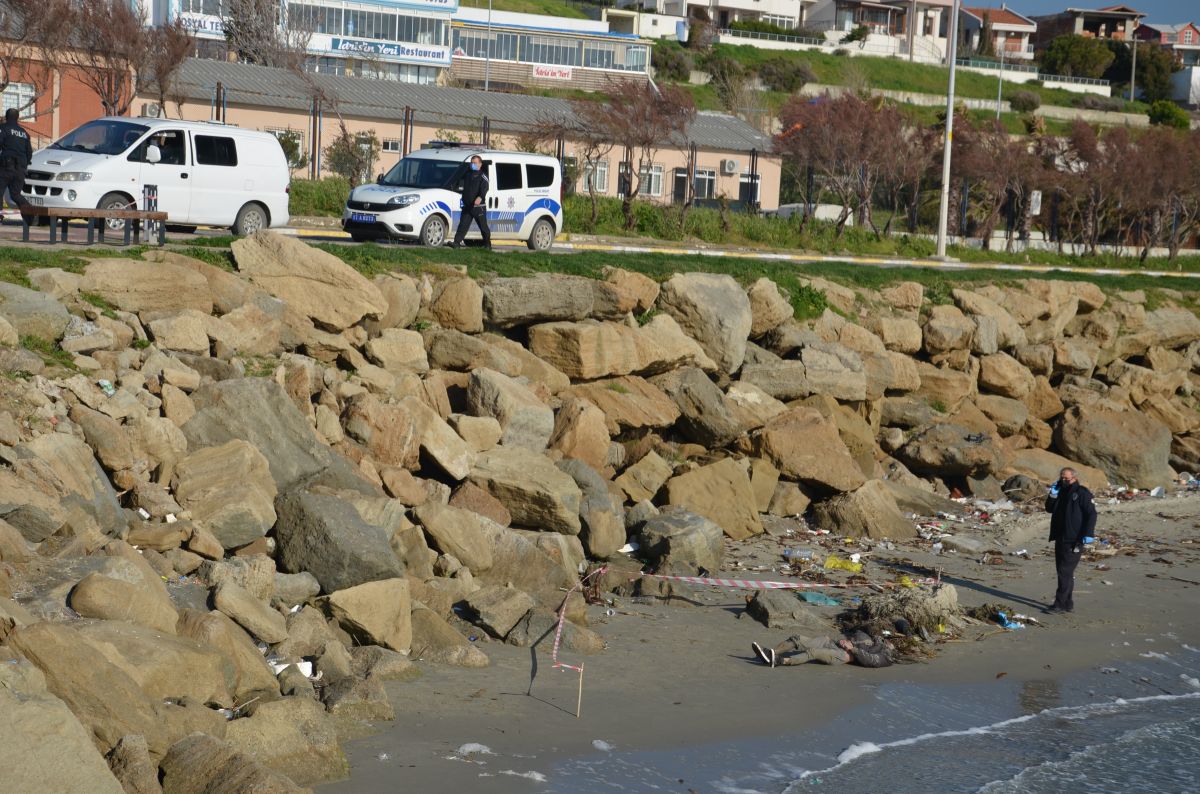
[350,212,376,223]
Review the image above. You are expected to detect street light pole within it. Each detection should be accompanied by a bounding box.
[1128,37,1137,102]
[996,34,1005,120]
[935,0,961,259]
[484,0,493,92]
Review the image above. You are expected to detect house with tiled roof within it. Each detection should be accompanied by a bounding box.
[1136,21,1200,66]
[1030,5,1145,50]
[961,5,1037,60]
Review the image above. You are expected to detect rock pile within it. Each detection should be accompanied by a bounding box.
[0,231,1198,790]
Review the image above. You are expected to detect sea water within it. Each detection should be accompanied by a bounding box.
[551,638,1200,794]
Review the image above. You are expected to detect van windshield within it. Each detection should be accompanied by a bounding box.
[381,157,468,190]
[49,120,151,156]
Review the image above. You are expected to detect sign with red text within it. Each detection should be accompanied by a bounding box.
[532,64,573,81]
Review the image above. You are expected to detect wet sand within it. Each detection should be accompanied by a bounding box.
[318,492,1200,793]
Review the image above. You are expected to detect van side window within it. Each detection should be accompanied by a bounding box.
[526,164,555,188]
[195,136,238,167]
[495,162,522,191]
[129,130,186,164]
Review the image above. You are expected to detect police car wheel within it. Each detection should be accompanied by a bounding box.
[527,218,555,251]
[420,215,447,247]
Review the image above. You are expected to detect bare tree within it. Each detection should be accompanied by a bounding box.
[531,110,615,230]
[0,0,73,120]
[579,79,696,230]
[142,18,196,119]
[226,0,311,70]
[61,0,146,116]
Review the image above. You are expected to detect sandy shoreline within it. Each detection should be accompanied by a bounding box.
[318,492,1200,793]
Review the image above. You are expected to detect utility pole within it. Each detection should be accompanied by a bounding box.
[996,34,1005,120]
[935,0,961,259]
[1128,38,1137,102]
[484,0,493,92]
[908,0,917,62]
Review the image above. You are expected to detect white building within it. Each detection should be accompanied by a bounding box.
[805,0,953,60]
[630,0,811,31]
[153,0,457,84]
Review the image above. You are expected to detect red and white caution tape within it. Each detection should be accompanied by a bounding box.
[552,566,608,673]
[638,572,939,590]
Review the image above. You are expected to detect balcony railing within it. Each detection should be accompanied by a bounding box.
[956,58,1111,86]
[716,27,831,47]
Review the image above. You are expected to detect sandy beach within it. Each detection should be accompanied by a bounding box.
[318,490,1200,793]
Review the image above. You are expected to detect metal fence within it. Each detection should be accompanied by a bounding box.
[956,58,1111,87]
[717,28,831,48]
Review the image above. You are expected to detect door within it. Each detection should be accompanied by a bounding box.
[128,129,191,222]
[187,133,242,226]
[485,160,524,238]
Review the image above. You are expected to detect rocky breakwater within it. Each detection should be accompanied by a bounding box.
[0,233,1198,792]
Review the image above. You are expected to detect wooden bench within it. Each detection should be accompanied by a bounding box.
[20,206,170,246]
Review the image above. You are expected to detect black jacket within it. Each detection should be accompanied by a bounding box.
[0,120,33,169]
[1045,481,1097,545]
[460,168,489,210]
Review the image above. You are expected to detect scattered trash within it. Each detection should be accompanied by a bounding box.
[1100,667,1120,675]
[798,591,840,607]
[782,549,813,561]
[824,555,863,573]
[164,513,177,524]
[592,739,615,752]
[97,379,116,397]
[996,612,1026,630]
[136,508,151,520]
[617,542,639,554]
[1150,486,1166,498]
[1011,549,1030,558]
[468,635,479,642]
[931,542,944,554]
[377,753,391,762]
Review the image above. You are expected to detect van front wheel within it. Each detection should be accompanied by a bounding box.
[98,192,134,232]
[419,215,447,247]
[527,218,555,251]
[232,203,268,236]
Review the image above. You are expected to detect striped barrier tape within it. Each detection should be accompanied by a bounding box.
[552,565,608,674]
[638,572,940,590]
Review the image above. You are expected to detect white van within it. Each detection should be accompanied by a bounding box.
[343,145,562,251]
[23,117,290,235]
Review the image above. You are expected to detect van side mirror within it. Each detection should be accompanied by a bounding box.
[146,144,162,164]
[376,173,384,184]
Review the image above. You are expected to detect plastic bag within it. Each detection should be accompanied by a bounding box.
[824,555,863,573]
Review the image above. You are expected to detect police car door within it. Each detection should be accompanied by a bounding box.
[487,160,524,238]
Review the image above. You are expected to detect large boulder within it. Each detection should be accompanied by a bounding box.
[547,397,610,472]
[650,367,741,448]
[466,368,553,451]
[365,328,429,374]
[664,458,763,541]
[80,258,213,315]
[1054,406,1174,489]
[527,316,713,380]
[922,305,974,353]
[320,579,411,653]
[463,585,535,639]
[482,274,630,327]
[410,607,490,668]
[175,610,278,702]
[0,282,71,341]
[753,407,866,493]
[741,343,867,402]
[159,733,306,794]
[0,652,126,794]
[897,423,1001,477]
[468,448,582,534]
[214,581,287,644]
[274,490,404,593]
[747,278,793,338]
[225,697,347,786]
[184,379,364,493]
[172,440,278,549]
[656,273,752,373]
[952,288,1026,349]
[979,353,1035,399]
[637,508,724,575]
[1004,448,1109,491]
[747,590,834,631]
[69,570,179,635]
[232,231,387,330]
[557,459,626,558]
[413,502,494,573]
[8,623,168,757]
[914,361,976,412]
[428,277,484,333]
[564,376,681,435]
[1143,307,1200,349]
[810,480,917,540]
[614,450,674,502]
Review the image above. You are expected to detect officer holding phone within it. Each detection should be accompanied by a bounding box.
[1044,467,1097,615]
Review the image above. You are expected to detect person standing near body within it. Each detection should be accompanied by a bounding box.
[449,154,490,249]
[1044,467,1097,614]
[0,108,34,219]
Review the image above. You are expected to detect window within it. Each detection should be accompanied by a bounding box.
[527,164,555,188]
[583,41,615,69]
[290,4,445,46]
[195,135,238,166]
[694,169,716,200]
[526,35,581,67]
[639,164,663,197]
[739,172,761,204]
[582,159,608,193]
[495,162,523,191]
[1,82,35,120]
[1186,29,1195,44]
[180,0,227,14]
[673,167,689,203]
[383,138,402,153]
[761,14,796,29]
[129,130,186,165]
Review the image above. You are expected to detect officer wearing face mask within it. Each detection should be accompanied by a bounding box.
[448,154,490,250]
[1043,467,1097,615]
[0,108,34,217]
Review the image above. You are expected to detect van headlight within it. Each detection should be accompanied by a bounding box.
[56,172,93,182]
[387,193,420,207]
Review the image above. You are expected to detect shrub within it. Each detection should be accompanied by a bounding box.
[289,177,351,217]
[1072,94,1123,111]
[1007,90,1041,113]
[758,57,817,93]
[1147,100,1190,129]
[652,41,692,83]
[843,25,869,44]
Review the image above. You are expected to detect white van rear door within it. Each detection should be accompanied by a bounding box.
[187,132,242,226]
[129,129,191,222]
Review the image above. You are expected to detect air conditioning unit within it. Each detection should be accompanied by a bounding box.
[141,102,162,118]
[720,158,739,175]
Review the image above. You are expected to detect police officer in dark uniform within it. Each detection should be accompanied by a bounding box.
[448,154,490,249]
[0,108,34,218]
